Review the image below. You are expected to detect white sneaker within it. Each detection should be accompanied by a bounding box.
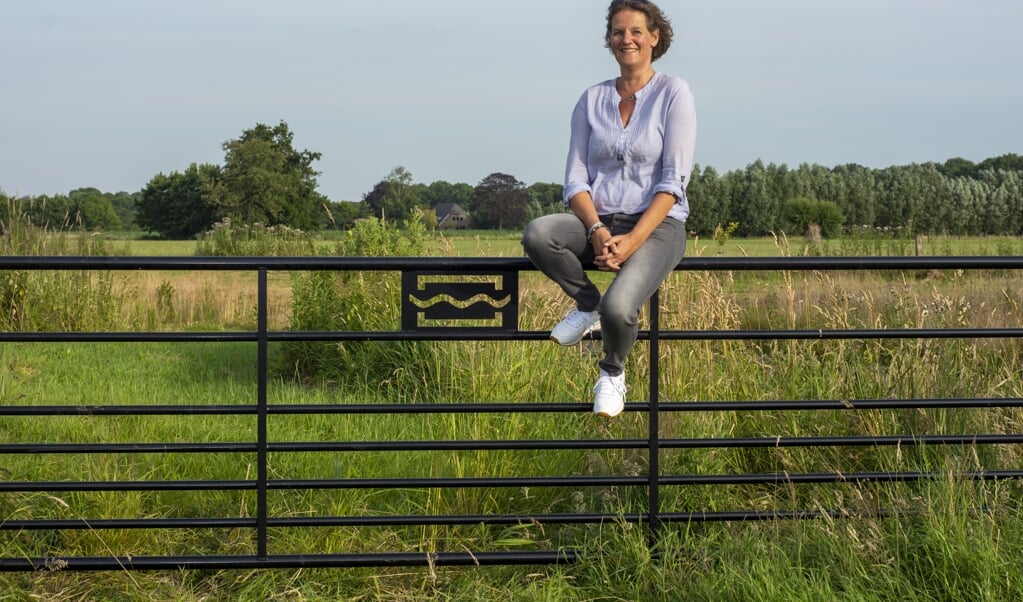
[549,308,600,346]
[593,370,626,417]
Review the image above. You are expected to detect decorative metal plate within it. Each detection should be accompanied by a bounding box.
[401,271,518,332]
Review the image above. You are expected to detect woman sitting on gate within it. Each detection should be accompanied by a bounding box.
[522,0,697,417]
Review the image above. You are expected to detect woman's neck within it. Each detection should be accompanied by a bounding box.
[618,68,655,97]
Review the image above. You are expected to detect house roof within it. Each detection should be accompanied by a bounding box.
[435,203,468,221]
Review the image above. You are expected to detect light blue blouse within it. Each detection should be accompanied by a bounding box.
[563,71,697,223]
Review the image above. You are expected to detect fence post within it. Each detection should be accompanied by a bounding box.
[648,289,661,549]
[257,267,269,559]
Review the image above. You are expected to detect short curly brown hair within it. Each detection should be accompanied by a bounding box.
[604,0,674,62]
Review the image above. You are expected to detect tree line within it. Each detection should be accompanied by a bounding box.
[685,156,1023,238]
[3,119,1021,239]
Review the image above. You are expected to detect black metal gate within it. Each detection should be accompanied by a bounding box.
[1,255,1021,571]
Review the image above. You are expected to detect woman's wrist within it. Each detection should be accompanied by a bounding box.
[587,221,608,241]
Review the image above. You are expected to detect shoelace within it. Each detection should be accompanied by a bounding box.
[595,374,626,395]
[565,310,597,329]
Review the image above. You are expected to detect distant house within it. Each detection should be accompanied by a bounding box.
[435,202,470,230]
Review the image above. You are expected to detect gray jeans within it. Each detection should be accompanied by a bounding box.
[521,212,687,375]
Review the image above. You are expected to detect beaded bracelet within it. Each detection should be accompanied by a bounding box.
[587,222,608,241]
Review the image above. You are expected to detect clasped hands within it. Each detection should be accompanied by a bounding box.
[592,230,635,272]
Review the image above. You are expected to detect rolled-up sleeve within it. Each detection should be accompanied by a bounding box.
[563,96,593,206]
[653,80,697,205]
[559,74,696,222]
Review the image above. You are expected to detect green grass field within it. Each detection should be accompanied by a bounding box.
[2,229,1023,600]
[115,230,1023,259]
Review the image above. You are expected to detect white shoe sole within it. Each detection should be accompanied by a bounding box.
[594,405,624,418]
[550,327,600,346]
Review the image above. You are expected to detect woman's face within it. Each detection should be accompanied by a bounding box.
[609,9,659,70]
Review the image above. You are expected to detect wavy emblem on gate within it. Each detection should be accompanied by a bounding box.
[401,272,518,331]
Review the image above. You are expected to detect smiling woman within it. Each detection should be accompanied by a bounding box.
[521,0,696,418]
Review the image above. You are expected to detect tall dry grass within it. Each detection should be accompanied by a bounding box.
[4,209,1023,599]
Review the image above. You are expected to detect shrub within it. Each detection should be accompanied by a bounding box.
[0,195,118,331]
[276,211,430,386]
[781,197,844,238]
[195,219,318,256]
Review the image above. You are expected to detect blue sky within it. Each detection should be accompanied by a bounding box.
[2,0,1021,201]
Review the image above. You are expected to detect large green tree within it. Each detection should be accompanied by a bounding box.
[419,180,473,210]
[107,191,140,230]
[471,173,529,230]
[322,200,367,230]
[362,166,422,223]
[67,188,121,230]
[686,165,731,237]
[730,160,777,236]
[978,153,1023,174]
[208,121,326,229]
[524,182,564,221]
[20,193,72,229]
[136,163,222,238]
[831,163,877,228]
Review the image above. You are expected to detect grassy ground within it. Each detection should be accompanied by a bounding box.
[2,230,1023,600]
[118,230,1023,259]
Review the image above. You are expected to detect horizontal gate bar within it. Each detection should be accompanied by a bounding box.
[4,433,1020,455]
[0,513,634,531]
[6,470,1022,494]
[659,469,1023,486]
[4,397,1021,417]
[10,500,1022,533]
[0,550,581,572]
[4,326,1022,344]
[3,254,1022,270]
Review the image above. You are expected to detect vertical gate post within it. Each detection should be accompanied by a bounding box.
[257,267,269,559]
[648,289,662,550]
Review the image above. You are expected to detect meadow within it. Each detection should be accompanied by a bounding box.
[2,226,1023,600]
[113,229,1023,259]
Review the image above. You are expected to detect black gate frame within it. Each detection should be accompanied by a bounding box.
[1,255,1022,571]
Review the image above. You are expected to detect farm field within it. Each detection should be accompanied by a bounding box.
[2,228,1023,600]
[115,231,1023,258]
